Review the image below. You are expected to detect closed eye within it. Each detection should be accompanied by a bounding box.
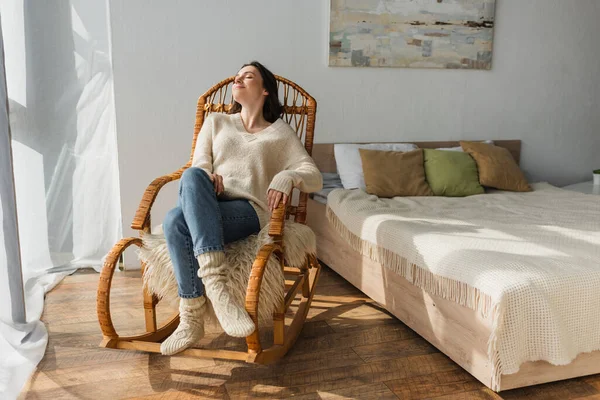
[235,73,253,83]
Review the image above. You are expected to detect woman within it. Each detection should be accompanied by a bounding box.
[160,61,323,355]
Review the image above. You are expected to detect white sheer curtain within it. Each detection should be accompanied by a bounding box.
[0,22,48,400]
[0,0,121,397]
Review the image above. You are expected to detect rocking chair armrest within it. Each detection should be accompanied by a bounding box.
[267,191,308,237]
[131,167,187,230]
[267,201,287,237]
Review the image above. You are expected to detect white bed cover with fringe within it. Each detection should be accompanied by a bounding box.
[325,183,600,390]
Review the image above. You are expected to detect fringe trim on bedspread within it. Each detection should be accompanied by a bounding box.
[326,206,506,391]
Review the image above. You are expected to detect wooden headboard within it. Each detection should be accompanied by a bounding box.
[311,140,521,173]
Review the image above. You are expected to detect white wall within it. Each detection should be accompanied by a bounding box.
[110,0,600,239]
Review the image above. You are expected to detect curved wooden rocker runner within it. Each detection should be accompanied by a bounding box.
[97,75,321,363]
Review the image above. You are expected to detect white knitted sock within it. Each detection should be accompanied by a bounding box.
[197,251,256,337]
[160,296,206,355]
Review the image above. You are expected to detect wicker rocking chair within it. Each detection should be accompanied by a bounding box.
[96,75,321,363]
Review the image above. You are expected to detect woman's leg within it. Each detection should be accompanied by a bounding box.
[163,207,205,298]
[161,167,230,354]
[178,167,226,255]
[177,167,260,337]
[161,168,261,353]
[160,206,206,355]
[218,199,261,244]
[164,168,260,298]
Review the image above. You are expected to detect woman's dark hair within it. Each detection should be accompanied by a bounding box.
[229,61,283,123]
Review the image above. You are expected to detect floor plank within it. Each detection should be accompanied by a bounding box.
[19,264,600,399]
[285,382,399,400]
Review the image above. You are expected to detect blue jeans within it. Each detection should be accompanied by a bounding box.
[163,167,260,298]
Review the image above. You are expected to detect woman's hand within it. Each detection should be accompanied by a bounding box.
[208,173,224,195]
[267,189,289,212]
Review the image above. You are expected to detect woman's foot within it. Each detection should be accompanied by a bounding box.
[160,296,206,355]
[197,251,256,337]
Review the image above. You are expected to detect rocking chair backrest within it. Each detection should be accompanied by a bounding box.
[187,75,317,224]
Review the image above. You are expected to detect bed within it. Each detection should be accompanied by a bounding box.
[306,141,600,392]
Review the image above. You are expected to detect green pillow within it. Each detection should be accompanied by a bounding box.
[423,149,485,197]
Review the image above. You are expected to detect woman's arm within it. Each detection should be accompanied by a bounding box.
[268,134,323,196]
[191,115,225,194]
[191,114,214,174]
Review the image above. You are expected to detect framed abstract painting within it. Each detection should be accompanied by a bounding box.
[329,0,496,69]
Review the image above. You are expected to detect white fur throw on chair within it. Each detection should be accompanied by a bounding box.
[137,222,317,329]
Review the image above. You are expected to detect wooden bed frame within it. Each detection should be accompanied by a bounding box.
[306,141,600,392]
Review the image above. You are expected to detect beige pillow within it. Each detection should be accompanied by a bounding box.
[358,148,434,197]
[460,141,531,192]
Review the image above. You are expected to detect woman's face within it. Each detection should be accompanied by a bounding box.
[232,66,268,107]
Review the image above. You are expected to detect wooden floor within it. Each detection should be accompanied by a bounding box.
[20,265,600,400]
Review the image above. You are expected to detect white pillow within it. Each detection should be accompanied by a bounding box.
[334,143,418,190]
[437,140,494,151]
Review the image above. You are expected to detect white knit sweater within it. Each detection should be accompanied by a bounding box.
[192,113,323,227]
